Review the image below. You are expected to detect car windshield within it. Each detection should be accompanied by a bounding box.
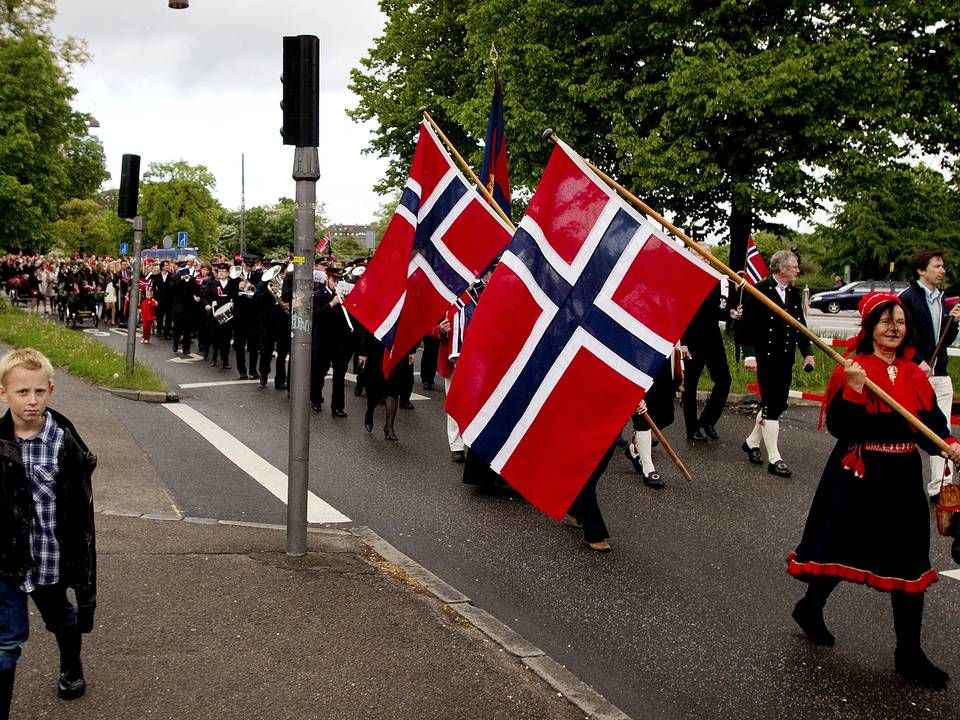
[837,282,864,292]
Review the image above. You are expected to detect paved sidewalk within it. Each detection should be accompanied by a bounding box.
[7,366,623,720]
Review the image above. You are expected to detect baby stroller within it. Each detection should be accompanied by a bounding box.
[64,284,102,328]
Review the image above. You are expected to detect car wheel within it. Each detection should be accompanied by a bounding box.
[826,301,841,314]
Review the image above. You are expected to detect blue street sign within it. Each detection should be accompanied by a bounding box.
[177,230,188,247]
[119,242,129,255]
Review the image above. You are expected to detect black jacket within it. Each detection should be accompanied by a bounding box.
[899,282,958,376]
[0,408,98,615]
[736,276,811,362]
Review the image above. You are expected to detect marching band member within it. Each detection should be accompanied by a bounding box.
[233,254,261,380]
[255,260,291,390]
[310,262,352,417]
[204,262,234,369]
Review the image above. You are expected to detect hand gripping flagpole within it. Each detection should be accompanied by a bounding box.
[542,129,953,455]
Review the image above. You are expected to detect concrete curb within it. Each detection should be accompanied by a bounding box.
[98,386,180,403]
[99,509,633,720]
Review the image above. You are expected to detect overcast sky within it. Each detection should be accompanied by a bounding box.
[51,0,391,224]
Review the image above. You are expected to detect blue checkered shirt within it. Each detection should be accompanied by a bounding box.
[17,412,65,593]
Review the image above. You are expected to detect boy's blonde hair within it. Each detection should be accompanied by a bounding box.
[0,347,54,386]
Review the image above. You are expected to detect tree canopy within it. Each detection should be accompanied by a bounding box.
[138,161,223,257]
[350,0,959,270]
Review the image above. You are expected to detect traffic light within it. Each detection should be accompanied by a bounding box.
[281,35,320,147]
[117,154,141,219]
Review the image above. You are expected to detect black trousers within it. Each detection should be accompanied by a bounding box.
[567,441,616,543]
[259,323,290,386]
[420,335,440,385]
[155,301,172,337]
[757,353,794,420]
[233,316,260,375]
[172,313,194,354]
[682,332,731,432]
[311,348,349,410]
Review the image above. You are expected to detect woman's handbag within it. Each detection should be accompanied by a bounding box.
[935,474,960,537]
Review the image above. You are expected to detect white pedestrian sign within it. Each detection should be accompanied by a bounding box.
[177,231,188,247]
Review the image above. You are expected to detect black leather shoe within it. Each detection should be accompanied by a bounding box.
[249,372,260,380]
[742,442,763,464]
[687,429,708,442]
[451,450,465,463]
[702,424,719,440]
[238,373,249,380]
[58,669,85,700]
[332,409,348,418]
[275,382,288,390]
[768,460,792,477]
[643,471,665,489]
[312,404,322,412]
[363,410,374,433]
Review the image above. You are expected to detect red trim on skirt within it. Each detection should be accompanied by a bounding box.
[786,552,937,594]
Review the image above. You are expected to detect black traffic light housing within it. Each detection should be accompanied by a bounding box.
[281,35,320,147]
[117,154,141,219]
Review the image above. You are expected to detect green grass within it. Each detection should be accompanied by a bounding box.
[0,299,167,392]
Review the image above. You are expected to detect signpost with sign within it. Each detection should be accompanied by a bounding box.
[119,243,129,256]
[177,231,188,248]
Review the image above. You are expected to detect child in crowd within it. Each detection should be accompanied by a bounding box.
[0,348,98,717]
[140,288,158,344]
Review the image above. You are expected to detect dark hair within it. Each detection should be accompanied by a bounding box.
[856,300,914,357]
[908,249,945,277]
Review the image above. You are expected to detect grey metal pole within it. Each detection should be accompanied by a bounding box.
[240,153,246,257]
[124,216,143,375]
[286,146,320,556]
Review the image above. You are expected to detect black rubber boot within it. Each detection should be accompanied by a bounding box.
[0,667,15,720]
[54,628,85,700]
[892,591,949,689]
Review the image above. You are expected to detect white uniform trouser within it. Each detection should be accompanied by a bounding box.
[927,374,955,498]
[444,376,464,452]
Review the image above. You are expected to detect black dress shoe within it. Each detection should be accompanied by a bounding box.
[363,410,374,433]
[238,373,249,380]
[643,471,665,489]
[687,429,708,442]
[702,424,719,440]
[210,359,218,367]
[312,404,322,412]
[895,648,950,689]
[275,382,288,390]
[742,442,763,464]
[332,409,348,418]
[451,450,465,463]
[768,460,792,477]
[58,669,86,700]
[249,372,260,379]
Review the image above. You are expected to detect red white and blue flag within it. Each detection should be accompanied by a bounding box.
[345,120,514,375]
[744,235,768,286]
[445,139,720,519]
[479,70,511,216]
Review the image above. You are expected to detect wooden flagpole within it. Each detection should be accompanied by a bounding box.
[542,129,953,454]
[421,108,696,479]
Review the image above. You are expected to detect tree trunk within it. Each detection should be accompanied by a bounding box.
[727,202,753,275]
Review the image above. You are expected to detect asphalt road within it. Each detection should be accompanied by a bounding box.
[83,323,960,720]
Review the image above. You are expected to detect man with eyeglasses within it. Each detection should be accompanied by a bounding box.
[899,249,960,502]
[737,249,815,478]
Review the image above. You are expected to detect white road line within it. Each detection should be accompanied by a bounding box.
[163,403,350,524]
[179,379,263,389]
[940,569,960,581]
[180,371,430,400]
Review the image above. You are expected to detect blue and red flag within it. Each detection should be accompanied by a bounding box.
[344,120,514,376]
[744,235,768,286]
[446,139,720,519]
[479,70,511,216]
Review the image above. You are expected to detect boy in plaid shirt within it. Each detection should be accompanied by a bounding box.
[0,348,97,718]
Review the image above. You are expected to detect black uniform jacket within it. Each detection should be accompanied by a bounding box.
[737,276,811,362]
[0,408,98,611]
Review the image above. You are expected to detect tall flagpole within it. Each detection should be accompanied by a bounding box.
[240,153,246,256]
[542,129,952,454]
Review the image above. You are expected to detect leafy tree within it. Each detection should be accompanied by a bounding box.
[817,164,960,280]
[138,161,222,256]
[351,1,959,272]
[61,134,109,201]
[51,198,111,257]
[220,198,331,261]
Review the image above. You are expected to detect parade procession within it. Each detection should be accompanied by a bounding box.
[3,2,960,719]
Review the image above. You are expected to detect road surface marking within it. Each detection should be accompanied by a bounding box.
[163,402,350,524]
[940,569,960,581]
[179,371,430,400]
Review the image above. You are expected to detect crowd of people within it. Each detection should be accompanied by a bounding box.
[2,245,960,694]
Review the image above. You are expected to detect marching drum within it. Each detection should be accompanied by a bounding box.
[213,300,234,325]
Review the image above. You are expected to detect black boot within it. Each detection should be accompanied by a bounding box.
[54,627,85,700]
[892,591,949,689]
[0,667,15,720]
[792,579,838,647]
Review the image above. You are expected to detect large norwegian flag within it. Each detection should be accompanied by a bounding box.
[446,140,721,519]
[479,70,511,216]
[345,120,514,375]
[744,235,768,286]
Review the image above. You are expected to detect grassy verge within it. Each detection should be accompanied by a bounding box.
[698,332,960,402]
[0,299,167,392]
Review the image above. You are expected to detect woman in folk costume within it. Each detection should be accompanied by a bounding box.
[787,292,960,689]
